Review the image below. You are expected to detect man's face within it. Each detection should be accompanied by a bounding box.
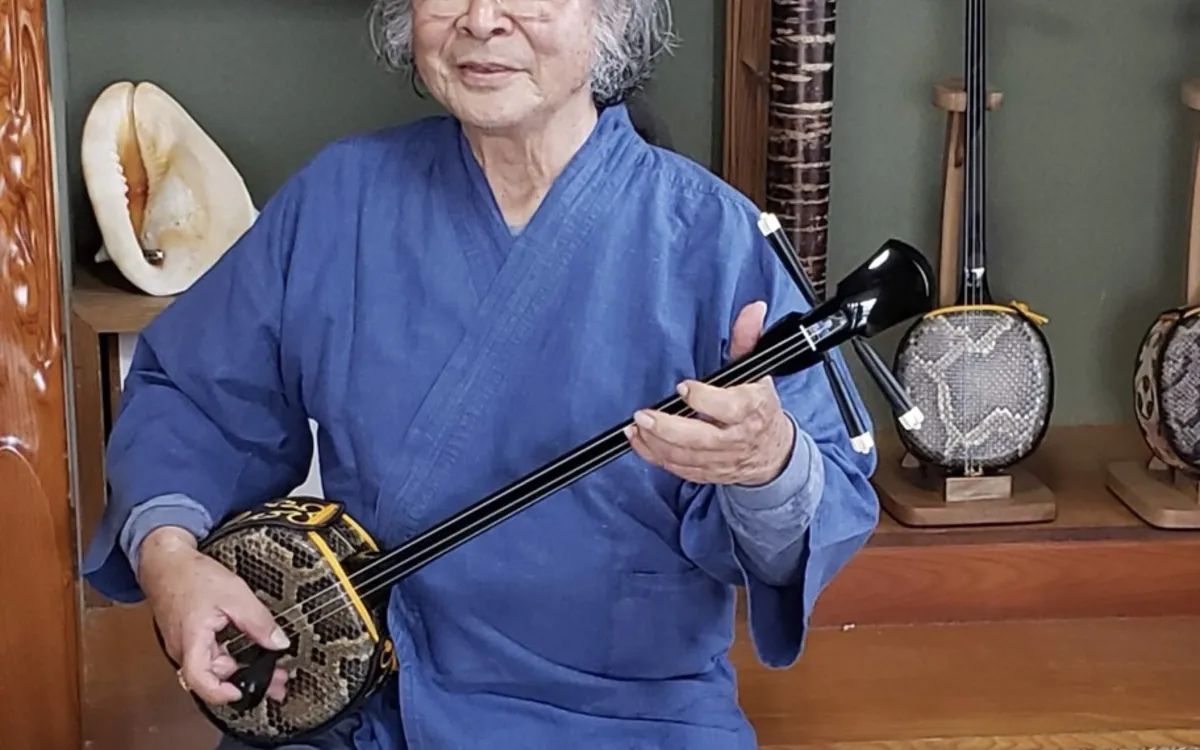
[412,0,598,132]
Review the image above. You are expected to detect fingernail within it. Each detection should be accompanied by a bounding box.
[271,628,290,649]
[676,382,689,397]
[623,425,634,439]
[634,411,654,428]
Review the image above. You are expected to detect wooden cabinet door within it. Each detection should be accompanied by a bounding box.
[0,0,81,746]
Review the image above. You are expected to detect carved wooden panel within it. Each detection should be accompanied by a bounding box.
[0,0,82,746]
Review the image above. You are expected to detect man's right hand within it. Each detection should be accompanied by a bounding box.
[138,526,292,705]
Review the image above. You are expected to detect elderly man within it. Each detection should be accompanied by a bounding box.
[82,1,879,748]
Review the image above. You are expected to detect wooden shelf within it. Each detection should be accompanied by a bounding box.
[869,423,1183,546]
[72,265,177,335]
[807,424,1200,628]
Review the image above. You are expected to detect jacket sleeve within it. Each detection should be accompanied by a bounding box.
[717,410,825,586]
[677,194,880,667]
[81,168,316,603]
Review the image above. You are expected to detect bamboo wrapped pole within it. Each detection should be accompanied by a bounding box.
[766,0,836,297]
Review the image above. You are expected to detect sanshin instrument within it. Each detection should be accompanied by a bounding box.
[758,213,924,450]
[763,0,923,450]
[1132,79,1200,474]
[165,225,935,748]
[892,0,1053,475]
[1136,307,1200,473]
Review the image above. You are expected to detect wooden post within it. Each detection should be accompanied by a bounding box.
[930,78,1004,307]
[721,0,772,207]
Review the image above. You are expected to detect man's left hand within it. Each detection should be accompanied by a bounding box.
[625,301,795,487]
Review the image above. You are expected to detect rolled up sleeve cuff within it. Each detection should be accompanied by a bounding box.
[119,493,214,576]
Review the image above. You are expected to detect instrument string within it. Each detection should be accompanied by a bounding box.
[218,317,842,657]
[974,0,986,475]
[962,0,982,475]
[965,0,974,473]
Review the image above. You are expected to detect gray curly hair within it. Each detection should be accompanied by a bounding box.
[366,0,677,106]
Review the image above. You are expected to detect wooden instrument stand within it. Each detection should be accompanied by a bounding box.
[874,78,1057,527]
[1105,78,1200,529]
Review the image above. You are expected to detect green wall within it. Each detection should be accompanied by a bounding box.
[58,1,1200,427]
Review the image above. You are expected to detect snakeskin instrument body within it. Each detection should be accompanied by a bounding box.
[1134,307,1200,472]
[191,498,397,747]
[893,305,1053,473]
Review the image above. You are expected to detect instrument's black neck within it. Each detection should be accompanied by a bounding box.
[958,0,992,306]
[346,231,937,602]
[363,308,835,594]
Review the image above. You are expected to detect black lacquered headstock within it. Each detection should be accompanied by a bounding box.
[832,239,935,338]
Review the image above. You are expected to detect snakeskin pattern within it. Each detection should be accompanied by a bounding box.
[1134,309,1200,472]
[893,307,1053,472]
[1134,312,1180,469]
[195,499,396,746]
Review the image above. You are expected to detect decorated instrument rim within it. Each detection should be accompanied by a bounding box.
[1135,308,1200,472]
[197,500,395,745]
[893,305,1053,472]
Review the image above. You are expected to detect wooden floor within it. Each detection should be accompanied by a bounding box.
[77,424,1200,749]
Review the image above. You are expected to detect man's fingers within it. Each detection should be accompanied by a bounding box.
[181,625,242,704]
[626,422,717,472]
[211,653,239,679]
[160,628,184,665]
[626,426,724,484]
[210,650,290,703]
[676,380,764,426]
[266,668,290,702]
[627,424,670,468]
[223,589,290,653]
[730,301,768,360]
[633,410,725,455]
[627,426,681,470]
